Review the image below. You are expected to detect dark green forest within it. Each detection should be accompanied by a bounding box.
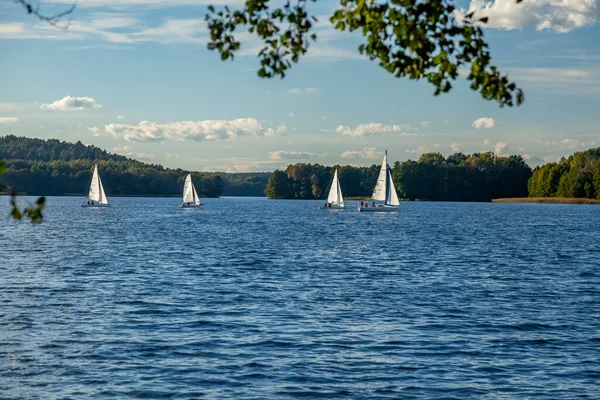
[528,148,600,199]
[0,136,229,197]
[266,152,533,202]
[221,173,270,197]
[4,135,599,202]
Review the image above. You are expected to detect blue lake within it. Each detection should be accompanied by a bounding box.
[1,196,600,399]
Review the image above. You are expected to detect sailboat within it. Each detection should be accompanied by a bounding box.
[318,168,344,210]
[358,150,400,212]
[81,164,110,207]
[180,173,201,208]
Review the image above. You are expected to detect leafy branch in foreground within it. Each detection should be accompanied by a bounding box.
[1,160,45,223]
[16,0,76,29]
[207,0,524,107]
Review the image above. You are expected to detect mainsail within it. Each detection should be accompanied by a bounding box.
[182,174,201,206]
[88,164,108,204]
[371,151,400,206]
[326,168,344,206]
[182,174,194,203]
[371,151,389,201]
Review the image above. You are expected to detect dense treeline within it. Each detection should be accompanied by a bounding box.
[394,152,532,201]
[265,164,381,199]
[221,172,271,196]
[0,136,224,197]
[266,152,533,201]
[528,148,600,199]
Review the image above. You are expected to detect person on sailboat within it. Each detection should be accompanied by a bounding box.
[360,200,364,207]
[372,201,376,207]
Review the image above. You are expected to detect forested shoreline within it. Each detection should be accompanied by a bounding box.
[0,136,267,198]
[528,148,600,199]
[266,152,533,202]
[3,136,599,202]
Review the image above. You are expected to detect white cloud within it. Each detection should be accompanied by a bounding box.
[341,147,383,159]
[117,115,125,119]
[455,0,597,33]
[288,88,319,95]
[494,141,510,155]
[269,151,319,160]
[0,117,19,124]
[484,139,490,145]
[112,145,156,161]
[87,126,102,136]
[288,112,295,117]
[41,95,101,110]
[104,118,285,142]
[164,152,180,159]
[335,123,417,137]
[265,125,287,137]
[406,146,426,155]
[560,138,586,149]
[472,117,496,129]
[321,115,327,120]
[421,121,432,128]
[450,142,461,152]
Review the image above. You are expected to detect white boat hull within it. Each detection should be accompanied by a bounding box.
[357,205,399,212]
[81,203,110,208]
[318,205,344,210]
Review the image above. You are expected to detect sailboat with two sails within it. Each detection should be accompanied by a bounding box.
[358,150,400,212]
[318,168,344,210]
[180,173,201,208]
[82,164,110,207]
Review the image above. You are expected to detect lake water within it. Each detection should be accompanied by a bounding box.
[1,196,600,399]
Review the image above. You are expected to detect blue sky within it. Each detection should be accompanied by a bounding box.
[1,0,599,172]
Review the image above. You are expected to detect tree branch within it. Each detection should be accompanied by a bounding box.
[15,0,77,29]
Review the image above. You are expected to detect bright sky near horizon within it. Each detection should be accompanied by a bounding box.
[1,0,599,172]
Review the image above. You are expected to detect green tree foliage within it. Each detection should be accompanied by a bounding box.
[528,148,600,199]
[221,172,271,196]
[395,152,531,201]
[265,153,532,201]
[0,136,224,198]
[206,0,524,107]
[1,159,46,223]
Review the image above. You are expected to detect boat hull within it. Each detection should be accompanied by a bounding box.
[357,205,399,212]
[179,204,200,208]
[318,205,344,210]
[81,203,110,208]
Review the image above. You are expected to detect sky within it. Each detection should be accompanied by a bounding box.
[1,0,600,172]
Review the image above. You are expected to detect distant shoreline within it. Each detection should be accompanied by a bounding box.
[0,193,223,198]
[492,197,600,204]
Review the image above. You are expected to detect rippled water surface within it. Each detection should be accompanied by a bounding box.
[2,196,600,399]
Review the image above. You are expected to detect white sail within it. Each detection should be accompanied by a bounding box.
[326,169,344,206]
[182,174,194,203]
[192,181,201,206]
[88,164,108,204]
[371,151,388,201]
[88,165,101,202]
[97,172,108,204]
[386,168,400,206]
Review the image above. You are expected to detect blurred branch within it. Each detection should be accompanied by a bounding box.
[15,0,76,29]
